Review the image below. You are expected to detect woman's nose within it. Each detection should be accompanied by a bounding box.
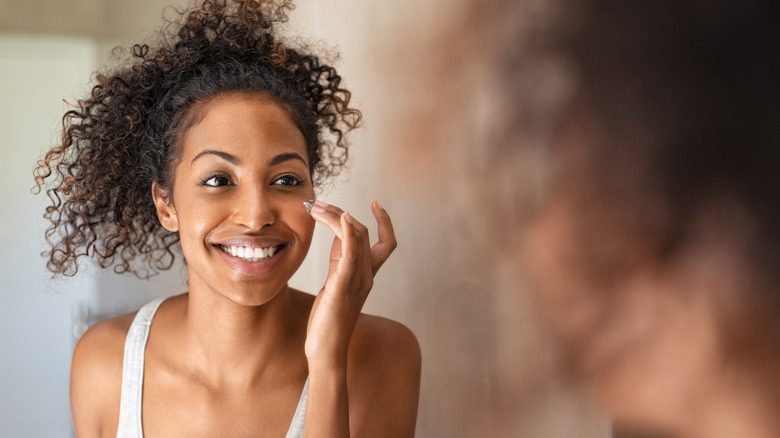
[231,187,275,230]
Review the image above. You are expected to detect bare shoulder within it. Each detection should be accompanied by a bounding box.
[288,289,420,378]
[72,312,135,387]
[71,312,136,438]
[351,313,421,369]
[289,289,420,436]
[348,314,421,437]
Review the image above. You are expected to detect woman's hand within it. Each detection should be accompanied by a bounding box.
[305,200,397,369]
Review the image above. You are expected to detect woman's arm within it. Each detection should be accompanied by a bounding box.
[305,317,421,438]
[71,315,132,438]
[346,316,421,437]
[304,201,420,437]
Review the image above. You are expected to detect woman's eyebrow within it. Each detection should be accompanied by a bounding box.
[190,150,241,167]
[268,152,308,167]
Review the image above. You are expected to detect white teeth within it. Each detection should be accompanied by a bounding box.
[220,245,279,262]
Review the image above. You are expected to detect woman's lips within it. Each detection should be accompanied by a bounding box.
[213,240,288,276]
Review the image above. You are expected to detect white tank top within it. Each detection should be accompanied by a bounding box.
[116,297,308,437]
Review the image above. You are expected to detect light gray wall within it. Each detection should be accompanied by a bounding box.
[0,33,98,438]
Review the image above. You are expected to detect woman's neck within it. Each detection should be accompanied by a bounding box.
[175,281,308,388]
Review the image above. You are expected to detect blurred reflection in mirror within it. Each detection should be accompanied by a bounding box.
[383,0,780,437]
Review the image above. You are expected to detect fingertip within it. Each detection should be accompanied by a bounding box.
[371,200,388,219]
[303,200,315,214]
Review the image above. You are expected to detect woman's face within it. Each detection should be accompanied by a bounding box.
[154,93,316,305]
[523,114,728,433]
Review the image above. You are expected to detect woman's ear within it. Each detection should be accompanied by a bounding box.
[152,182,179,232]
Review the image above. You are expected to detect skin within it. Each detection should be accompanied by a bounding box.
[529,192,780,438]
[70,93,421,437]
[524,115,780,438]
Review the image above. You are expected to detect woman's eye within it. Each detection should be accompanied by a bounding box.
[273,175,302,186]
[202,175,231,187]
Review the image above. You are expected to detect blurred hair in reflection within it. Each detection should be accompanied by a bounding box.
[390,0,780,436]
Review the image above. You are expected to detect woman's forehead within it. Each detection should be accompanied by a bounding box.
[179,93,309,166]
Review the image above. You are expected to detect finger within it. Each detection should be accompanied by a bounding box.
[345,213,373,281]
[309,200,346,240]
[344,209,370,250]
[322,213,353,294]
[337,212,360,283]
[370,200,397,274]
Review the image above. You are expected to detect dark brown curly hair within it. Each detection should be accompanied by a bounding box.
[33,0,361,278]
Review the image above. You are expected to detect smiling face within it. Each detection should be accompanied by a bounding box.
[153,93,316,306]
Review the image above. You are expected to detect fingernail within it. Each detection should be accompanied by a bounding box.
[303,200,315,214]
[374,200,385,210]
[315,200,329,208]
[343,212,353,224]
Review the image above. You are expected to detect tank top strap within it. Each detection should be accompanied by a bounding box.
[116,297,166,438]
[285,376,309,438]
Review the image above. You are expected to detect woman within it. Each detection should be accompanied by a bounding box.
[34,1,420,437]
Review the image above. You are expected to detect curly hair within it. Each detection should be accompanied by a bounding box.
[33,0,361,278]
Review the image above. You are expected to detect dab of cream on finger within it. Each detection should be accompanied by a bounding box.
[303,199,315,214]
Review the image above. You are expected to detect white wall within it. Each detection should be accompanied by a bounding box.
[0,34,98,438]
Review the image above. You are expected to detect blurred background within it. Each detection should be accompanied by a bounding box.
[0,0,609,436]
